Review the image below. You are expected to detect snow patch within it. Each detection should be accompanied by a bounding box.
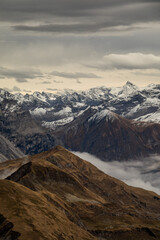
[89,109,117,123]
[54,107,72,116]
[30,108,47,115]
[135,112,160,123]
[73,102,86,107]
[42,116,74,129]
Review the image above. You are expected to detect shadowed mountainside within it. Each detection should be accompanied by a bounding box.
[55,108,160,161]
[0,146,160,239]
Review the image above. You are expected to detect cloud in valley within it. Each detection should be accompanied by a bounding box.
[73,152,160,195]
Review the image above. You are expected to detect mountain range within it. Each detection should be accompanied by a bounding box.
[0,146,160,240]
[0,82,160,161]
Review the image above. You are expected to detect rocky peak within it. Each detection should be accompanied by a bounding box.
[121,81,138,96]
[0,88,13,101]
[88,109,118,123]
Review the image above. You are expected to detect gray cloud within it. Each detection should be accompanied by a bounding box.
[39,81,51,84]
[133,71,160,77]
[46,88,58,91]
[23,89,32,92]
[87,53,160,70]
[4,86,21,92]
[12,86,21,91]
[51,71,101,79]
[0,66,43,82]
[73,152,160,195]
[0,1,159,34]
[53,79,64,83]
[13,22,139,34]
[0,1,160,91]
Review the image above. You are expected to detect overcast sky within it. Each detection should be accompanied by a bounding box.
[0,0,160,92]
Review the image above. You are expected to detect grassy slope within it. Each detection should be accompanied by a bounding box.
[0,146,160,239]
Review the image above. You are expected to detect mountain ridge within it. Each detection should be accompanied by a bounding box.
[55,108,160,161]
[0,146,160,240]
[0,82,160,161]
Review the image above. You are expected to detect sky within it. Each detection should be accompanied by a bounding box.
[0,0,160,93]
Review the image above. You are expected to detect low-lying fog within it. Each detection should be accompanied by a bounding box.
[73,152,160,195]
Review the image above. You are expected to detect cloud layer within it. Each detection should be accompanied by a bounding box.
[73,152,160,195]
[0,0,160,34]
[0,66,43,82]
[51,71,100,79]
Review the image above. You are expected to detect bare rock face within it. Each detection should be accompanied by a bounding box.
[0,134,24,163]
[0,110,55,156]
[0,146,160,240]
[0,214,20,240]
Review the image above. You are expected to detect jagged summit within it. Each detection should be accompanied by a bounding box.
[125,81,135,86]
[120,81,139,96]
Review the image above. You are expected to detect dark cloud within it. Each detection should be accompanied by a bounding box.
[0,1,160,34]
[0,66,43,82]
[13,22,142,34]
[51,71,101,79]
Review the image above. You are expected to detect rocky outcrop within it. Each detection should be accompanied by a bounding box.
[0,110,55,155]
[0,214,20,240]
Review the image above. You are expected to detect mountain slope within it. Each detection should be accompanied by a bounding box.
[0,109,55,155]
[0,134,24,162]
[0,146,160,239]
[55,108,160,160]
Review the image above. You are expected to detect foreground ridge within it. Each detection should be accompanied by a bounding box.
[0,146,160,240]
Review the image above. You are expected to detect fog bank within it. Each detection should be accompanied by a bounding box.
[73,152,160,195]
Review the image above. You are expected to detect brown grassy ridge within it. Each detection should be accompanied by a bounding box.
[0,145,160,239]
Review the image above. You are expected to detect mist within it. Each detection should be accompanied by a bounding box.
[73,152,160,195]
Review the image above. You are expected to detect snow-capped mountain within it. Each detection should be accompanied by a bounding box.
[0,82,160,131]
[55,107,160,161]
[0,82,160,160]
